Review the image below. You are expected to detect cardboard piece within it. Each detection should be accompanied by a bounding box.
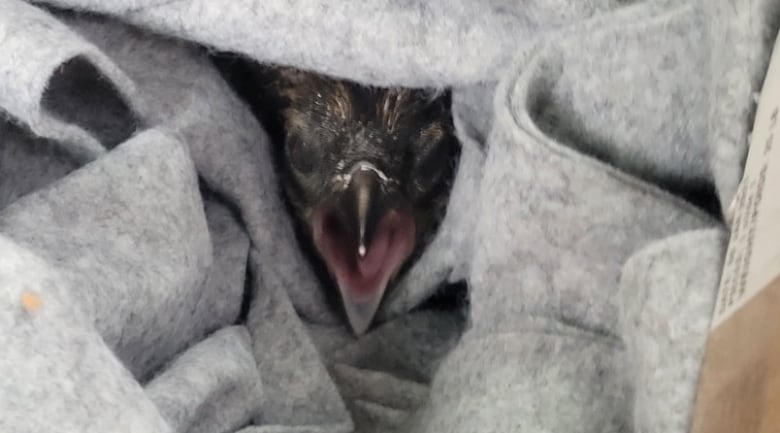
[689,28,780,433]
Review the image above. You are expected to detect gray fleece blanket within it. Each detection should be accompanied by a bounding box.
[0,0,771,431]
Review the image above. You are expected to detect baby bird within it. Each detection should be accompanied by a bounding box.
[214,58,461,335]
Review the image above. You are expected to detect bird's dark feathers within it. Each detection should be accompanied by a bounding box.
[212,55,461,328]
[240,64,460,247]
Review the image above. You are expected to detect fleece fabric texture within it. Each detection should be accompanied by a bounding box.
[0,0,770,431]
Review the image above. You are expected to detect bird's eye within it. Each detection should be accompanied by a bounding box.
[285,134,319,174]
[410,136,458,198]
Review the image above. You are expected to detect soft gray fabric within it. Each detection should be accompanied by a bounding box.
[0,0,773,432]
[618,229,726,433]
[146,326,262,433]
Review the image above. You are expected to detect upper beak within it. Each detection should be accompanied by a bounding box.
[336,164,390,262]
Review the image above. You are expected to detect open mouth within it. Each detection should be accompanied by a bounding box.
[313,207,416,334]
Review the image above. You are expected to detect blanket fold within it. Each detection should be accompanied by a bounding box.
[0,0,141,159]
[146,326,263,433]
[618,228,726,433]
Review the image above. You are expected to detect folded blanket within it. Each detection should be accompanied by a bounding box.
[0,0,773,432]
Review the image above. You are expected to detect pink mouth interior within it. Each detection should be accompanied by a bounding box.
[314,209,415,302]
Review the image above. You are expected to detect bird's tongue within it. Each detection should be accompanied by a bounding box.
[356,228,390,281]
[337,212,409,299]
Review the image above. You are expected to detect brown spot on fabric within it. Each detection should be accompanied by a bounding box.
[21,291,41,313]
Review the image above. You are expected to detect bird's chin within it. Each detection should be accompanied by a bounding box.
[312,209,416,335]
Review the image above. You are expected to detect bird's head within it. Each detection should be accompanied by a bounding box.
[265,68,460,335]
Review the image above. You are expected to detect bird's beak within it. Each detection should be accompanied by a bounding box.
[312,163,416,335]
